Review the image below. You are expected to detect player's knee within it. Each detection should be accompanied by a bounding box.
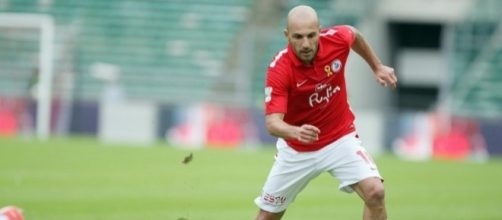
[365,183,385,206]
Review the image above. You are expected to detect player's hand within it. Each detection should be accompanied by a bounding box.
[374,65,397,90]
[295,124,320,144]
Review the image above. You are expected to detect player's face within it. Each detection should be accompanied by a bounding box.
[285,21,320,64]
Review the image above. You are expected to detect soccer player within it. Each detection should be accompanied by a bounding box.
[254,5,397,220]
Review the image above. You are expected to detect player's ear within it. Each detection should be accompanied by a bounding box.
[283,28,288,39]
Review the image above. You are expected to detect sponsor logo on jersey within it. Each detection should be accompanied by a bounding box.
[309,83,341,107]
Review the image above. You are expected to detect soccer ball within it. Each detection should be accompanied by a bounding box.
[0,206,24,220]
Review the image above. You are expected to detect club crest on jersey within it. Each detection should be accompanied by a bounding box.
[331,59,342,73]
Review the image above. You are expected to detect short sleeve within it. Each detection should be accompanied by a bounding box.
[264,48,291,114]
[265,67,290,114]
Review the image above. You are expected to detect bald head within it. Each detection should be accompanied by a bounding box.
[286,5,319,31]
[284,5,320,64]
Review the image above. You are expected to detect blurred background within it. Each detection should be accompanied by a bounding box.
[2,1,502,219]
[0,0,501,161]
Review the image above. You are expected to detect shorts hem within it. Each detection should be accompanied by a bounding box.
[254,197,288,213]
[338,175,383,193]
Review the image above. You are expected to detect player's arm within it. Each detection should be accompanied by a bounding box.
[266,113,320,144]
[349,27,398,89]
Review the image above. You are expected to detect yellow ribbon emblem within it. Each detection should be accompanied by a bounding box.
[324,65,333,77]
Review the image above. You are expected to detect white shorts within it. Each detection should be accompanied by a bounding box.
[254,132,383,213]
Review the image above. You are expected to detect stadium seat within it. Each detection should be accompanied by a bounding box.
[449,0,502,118]
[0,0,253,103]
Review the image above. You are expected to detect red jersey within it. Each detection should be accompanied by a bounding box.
[264,25,356,152]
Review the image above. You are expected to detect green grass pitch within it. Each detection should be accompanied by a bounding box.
[1,137,502,220]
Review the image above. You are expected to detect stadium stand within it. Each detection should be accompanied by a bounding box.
[449,0,502,118]
[0,0,253,103]
[0,13,40,98]
[1,0,500,117]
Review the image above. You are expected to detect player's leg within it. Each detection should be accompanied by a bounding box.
[255,209,285,220]
[352,177,387,220]
[254,139,320,220]
[321,133,386,220]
